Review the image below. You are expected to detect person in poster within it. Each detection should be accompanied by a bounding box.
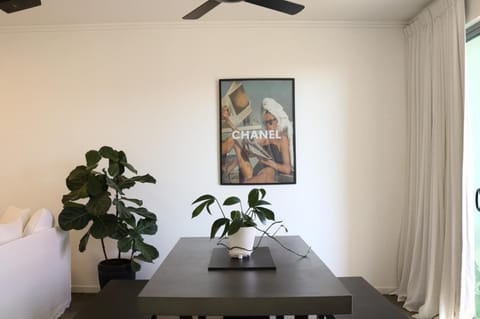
[220,79,295,184]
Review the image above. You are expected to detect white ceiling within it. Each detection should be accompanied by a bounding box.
[0,0,432,26]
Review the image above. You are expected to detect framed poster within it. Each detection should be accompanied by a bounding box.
[220,78,296,185]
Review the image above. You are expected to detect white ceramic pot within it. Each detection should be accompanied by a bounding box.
[228,226,256,259]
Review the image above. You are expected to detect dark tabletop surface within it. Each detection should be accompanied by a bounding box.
[138,236,352,316]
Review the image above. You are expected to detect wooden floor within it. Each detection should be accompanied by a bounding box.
[59,293,416,319]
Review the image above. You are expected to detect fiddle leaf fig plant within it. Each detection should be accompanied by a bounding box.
[58,146,159,271]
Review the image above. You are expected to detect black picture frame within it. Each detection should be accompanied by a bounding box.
[219,78,296,185]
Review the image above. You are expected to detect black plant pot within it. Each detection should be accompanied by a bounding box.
[98,258,135,289]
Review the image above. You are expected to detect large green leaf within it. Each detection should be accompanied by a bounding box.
[99,146,119,161]
[117,176,136,190]
[192,194,215,204]
[58,205,90,230]
[66,166,89,191]
[87,174,107,197]
[223,196,241,206]
[85,150,101,168]
[210,218,229,239]
[130,259,141,272]
[192,200,210,218]
[89,215,117,239]
[134,241,159,262]
[79,232,90,252]
[255,207,275,221]
[118,237,133,253]
[228,219,243,236]
[136,219,158,235]
[106,176,123,194]
[121,197,143,206]
[255,200,271,207]
[110,222,130,240]
[119,151,138,174]
[108,161,120,177]
[86,191,112,215]
[254,210,267,224]
[248,188,259,207]
[62,184,88,204]
[258,188,266,199]
[230,210,241,220]
[128,207,156,220]
[130,174,156,184]
[115,200,133,220]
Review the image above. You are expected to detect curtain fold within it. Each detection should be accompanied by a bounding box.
[395,0,473,318]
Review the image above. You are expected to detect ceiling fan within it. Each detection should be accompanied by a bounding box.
[183,0,305,20]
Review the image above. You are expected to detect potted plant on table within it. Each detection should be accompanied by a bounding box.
[58,146,159,288]
[192,188,309,258]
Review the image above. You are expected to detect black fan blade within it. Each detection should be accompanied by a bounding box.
[183,0,221,19]
[244,0,304,15]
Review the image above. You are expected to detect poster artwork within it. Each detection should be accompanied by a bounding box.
[220,78,296,185]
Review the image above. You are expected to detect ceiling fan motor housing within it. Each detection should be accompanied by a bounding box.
[0,0,41,13]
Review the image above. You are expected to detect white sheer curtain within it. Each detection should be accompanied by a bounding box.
[395,0,474,318]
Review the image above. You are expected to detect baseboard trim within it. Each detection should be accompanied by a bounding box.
[72,285,100,293]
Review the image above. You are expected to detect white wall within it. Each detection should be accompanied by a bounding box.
[0,22,407,292]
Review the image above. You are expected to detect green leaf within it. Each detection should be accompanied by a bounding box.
[210,218,229,239]
[248,188,259,207]
[254,210,267,224]
[61,184,88,203]
[85,150,101,168]
[256,200,271,206]
[130,174,156,184]
[89,215,117,239]
[121,197,143,206]
[99,146,119,161]
[117,176,136,190]
[130,260,141,272]
[118,237,133,253]
[128,207,156,220]
[66,166,89,191]
[192,194,215,205]
[192,201,208,218]
[134,241,159,262]
[110,222,130,239]
[230,210,241,220]
[115,200,133,220]
[259,188,266,199]
[223,196,241,206]
[228,219,243,235]
[87,174,107,197]
[86,191,112,215]
[136,219,158,235]
[119,151,138,174]
[79,232,90,252]
[58,205,90,230]
[255,207,275,221]
[108,162,120,177]
[106,177,123,194]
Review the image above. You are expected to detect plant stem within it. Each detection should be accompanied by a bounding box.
[101,238,108,260]
[215,198,227,218]
[254,223,311,258]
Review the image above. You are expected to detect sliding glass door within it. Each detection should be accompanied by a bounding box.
[467,23,480,318]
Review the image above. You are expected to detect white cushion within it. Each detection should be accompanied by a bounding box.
[24,208,54,236]
[0,218,23,245]
[0,206,31,229]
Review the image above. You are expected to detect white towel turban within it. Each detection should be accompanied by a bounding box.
[262,98,294,170]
